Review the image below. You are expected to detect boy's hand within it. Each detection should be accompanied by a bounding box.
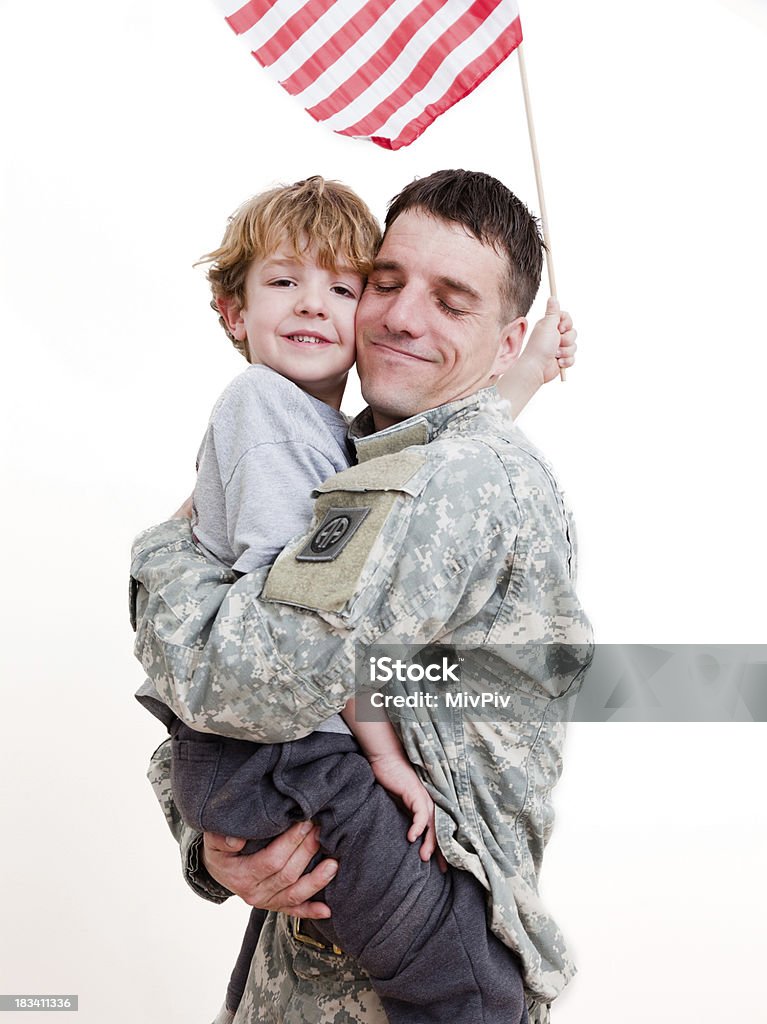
[367,752,438,862]
[172,493,194,520]
[519,297,577,386]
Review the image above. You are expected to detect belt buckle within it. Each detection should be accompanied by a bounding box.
[290,917,343,956]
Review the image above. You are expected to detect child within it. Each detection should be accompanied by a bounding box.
[162,176,575,1024]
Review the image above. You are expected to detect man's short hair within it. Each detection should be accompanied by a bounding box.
[198,176,381,359]
[385,169,543,320]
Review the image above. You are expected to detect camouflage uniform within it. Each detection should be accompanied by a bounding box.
[133,387,592,1023]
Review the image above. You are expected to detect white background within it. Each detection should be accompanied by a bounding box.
[1,0,766,1020]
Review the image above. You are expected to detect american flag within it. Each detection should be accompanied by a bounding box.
[213,0,523,150]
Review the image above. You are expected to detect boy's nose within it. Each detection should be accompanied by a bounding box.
[295,289,327,318]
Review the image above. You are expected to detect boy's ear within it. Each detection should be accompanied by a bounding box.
[216,296,247,342]
[490,316,527,379]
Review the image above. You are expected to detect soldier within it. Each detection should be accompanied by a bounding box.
[132,169,592,1024]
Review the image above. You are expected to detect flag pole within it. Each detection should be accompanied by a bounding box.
[517,40,565,381]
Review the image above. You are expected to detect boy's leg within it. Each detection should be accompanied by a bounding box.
[339,867,529,1024]
[169,720,285,847]
[171,723,527,1024]
[170,720,374,1015]
[277,742,527,1024]
[169,721,281,1018]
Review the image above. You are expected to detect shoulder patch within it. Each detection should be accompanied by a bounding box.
[295,506,371,562]
[263,450,429,616]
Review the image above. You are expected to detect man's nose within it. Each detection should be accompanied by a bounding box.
[382,286,425,337]
[295,285,328,319]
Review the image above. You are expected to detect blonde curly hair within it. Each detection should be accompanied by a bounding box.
[197,177,381,360]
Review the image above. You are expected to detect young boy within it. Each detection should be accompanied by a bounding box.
[156,176,575,1024]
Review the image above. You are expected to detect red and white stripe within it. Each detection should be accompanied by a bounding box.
[213,0,522,149]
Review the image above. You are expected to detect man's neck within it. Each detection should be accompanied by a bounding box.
[369,380,497,433]
[370,410,398,432]
[351,387,500,463]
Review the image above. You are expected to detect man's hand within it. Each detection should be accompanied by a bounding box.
[520,297,578,385]
[202,821,338,919]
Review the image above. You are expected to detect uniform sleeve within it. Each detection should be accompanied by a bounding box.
[147,738,233,903]
[131,450,518,743]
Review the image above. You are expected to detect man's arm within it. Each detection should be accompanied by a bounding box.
[131,517,340,741]
[146,737,232,903]
[131,450,518,743]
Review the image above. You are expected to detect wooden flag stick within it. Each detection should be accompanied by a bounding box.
[517,41,565,381]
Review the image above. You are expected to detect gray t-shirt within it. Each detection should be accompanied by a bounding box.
[192,364,353,734]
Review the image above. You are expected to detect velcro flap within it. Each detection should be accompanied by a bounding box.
[264,450,428,615]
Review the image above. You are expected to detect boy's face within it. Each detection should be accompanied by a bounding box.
[224,244,362,406]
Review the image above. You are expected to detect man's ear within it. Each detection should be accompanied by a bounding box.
[490,316,527,378]
[216,296,247,343]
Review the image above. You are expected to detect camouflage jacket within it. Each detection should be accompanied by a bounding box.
[131,387,592,1006]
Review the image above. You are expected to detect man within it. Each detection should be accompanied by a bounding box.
[132,169,592,1024]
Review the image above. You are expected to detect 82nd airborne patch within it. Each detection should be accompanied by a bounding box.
[295,506,372,563]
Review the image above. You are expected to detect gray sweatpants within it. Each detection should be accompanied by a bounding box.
[170,721,527,1024]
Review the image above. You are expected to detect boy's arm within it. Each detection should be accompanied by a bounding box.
[341,699,436,860]
[497,297,577,418]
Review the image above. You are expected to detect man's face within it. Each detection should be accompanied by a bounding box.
[355,210,525,430]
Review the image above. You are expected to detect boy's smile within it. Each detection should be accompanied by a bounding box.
[223,245,363,409]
